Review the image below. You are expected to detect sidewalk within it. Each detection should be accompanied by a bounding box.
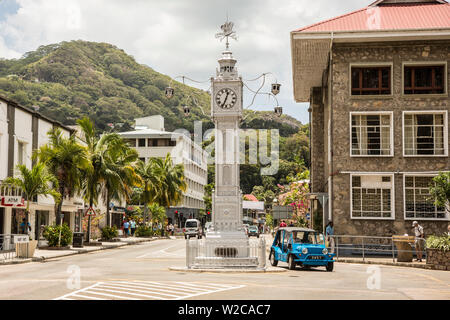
[335,256,446,270]
[0,237,161,266]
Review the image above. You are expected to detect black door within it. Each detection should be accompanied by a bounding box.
[0,208,4,234]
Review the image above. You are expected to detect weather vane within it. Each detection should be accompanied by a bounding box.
[215,20,238,50]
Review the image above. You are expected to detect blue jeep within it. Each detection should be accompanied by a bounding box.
[269,227,335,271]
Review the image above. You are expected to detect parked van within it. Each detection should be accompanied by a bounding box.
[184,219,202,239]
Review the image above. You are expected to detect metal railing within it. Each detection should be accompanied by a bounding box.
[186,237,266,269]
[328,235,428,263]
[0,234,35,261]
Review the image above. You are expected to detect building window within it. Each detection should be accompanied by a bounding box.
[404,112,447,156]
[351,175,394,219]
[126,139,136,147]
[351,114,392,156]
[404,176,446,220]
[351,66,391,95]
[138,139,146,147]
[404,65,445,95]
[17,141,25,165]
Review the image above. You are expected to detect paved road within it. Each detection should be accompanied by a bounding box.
[0,238,449,300]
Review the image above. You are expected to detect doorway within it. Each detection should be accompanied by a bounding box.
[35,211,49,240]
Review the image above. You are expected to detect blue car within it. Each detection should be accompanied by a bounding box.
[269,227,335,271]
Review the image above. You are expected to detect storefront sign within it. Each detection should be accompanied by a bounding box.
[14,235,29,244]
[1,196,24,207]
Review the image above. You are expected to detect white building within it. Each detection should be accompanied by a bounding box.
[0,96,90,242]
[118,115,208,226]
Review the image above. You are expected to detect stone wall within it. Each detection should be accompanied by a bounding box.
[327,41,450,237]
[310,87,326,193]
[426,249,450,271]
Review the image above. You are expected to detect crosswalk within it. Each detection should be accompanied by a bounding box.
[55,281,245,300]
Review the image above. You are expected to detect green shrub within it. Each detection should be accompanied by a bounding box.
[43,224,73,247]
[135,225,153,237]
[101,226,118,240]
[426,235,450,252]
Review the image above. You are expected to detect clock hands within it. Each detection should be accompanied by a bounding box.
[221,91,230,108]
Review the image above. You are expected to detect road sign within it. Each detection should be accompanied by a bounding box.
[306,214,311,220]
[86,207,96,216]
[14,235,29,244]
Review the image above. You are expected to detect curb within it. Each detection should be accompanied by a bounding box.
[1,238,159,265]
[336,258,447,271]
[168,266,286,273]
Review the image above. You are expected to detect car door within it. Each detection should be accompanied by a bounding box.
[273,230,283,261]
[281,231,290,262]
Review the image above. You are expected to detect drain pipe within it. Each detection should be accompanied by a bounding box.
[328,32,334,225]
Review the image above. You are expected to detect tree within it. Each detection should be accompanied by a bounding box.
[101,136,141,227]
[429,172,450,215]
[135,159,163,222]
[3,163,61,232]
[34,128,89,225]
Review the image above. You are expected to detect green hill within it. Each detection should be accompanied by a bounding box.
[0,40,301,135]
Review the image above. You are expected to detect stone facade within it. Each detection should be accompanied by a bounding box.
[314,41,450,237]
[426,248,450,271]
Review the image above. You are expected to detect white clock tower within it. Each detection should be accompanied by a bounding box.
[210,48,245,234]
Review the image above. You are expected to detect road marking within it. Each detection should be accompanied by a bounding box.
[136,244,184,259]
[54,281,245,300]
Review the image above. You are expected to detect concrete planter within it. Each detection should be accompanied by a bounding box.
[426,248,450,271]
[15,240,38,258]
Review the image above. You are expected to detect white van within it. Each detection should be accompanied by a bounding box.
[184,219,202,239]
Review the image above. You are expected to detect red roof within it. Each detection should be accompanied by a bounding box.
[295,2,450,33]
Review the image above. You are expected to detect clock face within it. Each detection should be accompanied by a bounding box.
[215,88,237,109]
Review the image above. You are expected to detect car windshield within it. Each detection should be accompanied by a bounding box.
[185,222,197,228]
[291,231,318,244]
[249,227,258,231]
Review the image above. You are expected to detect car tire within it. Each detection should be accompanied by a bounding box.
[288,255,296,270]
[326,262,334,272]
[270,250,278,267]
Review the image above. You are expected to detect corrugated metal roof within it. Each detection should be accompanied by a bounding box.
[295,2,450,33]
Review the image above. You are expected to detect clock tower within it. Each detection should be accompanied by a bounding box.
[210,48,245,234]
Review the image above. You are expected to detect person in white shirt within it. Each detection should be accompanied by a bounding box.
[412,221,424,262]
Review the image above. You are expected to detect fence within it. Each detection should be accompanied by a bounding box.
[186,237,266,269]
[0,234,36,261]
[328,235,428,263]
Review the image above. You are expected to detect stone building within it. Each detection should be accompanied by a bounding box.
[290,0,450,236]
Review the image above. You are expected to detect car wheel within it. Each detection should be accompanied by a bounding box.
[326,262,334,272]
[288,255,296,270]
[270,250,278,267]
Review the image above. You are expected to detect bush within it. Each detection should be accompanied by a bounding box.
[43,224,73,247]
[135,225,153,237]
[101,226,118,240]
[427,235,450,252]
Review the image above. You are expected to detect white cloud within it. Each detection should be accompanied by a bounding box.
[0,0,366,123]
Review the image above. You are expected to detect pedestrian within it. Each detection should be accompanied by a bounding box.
[412,221,424,262]
[19,218,31,235]
[130,219,136,237]
[280,220,287,228]
[288,222,294,227]
[169,223,174,236]
[326,221,335,253]
[123,220,130,238]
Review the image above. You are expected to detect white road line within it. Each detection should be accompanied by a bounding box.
[71,294,106,300]
[136,244,184,259]
[174,285,246,300]
[117,281,211,292]
[175,281,236,289]
[106,281,201,295]
[88,287,165,300]
[54,282,102,300]
[97,284,181,298]
[82,289,141,300]
[55,281,246,300]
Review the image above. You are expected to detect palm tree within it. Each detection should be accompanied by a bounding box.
[3,163,61,232]
[153,154,187,208]
[135,159,163,223]
[34,128,89,225]
[102,138,141,227]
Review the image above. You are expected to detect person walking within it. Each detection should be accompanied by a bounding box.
[326,221,335,254]
[412,221,424,262]
[123,220,130,238]
[169,223,174,236]
[19,218,31,236]
[130,219,136,237]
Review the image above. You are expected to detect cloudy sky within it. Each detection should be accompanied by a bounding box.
[0,0,367,124]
